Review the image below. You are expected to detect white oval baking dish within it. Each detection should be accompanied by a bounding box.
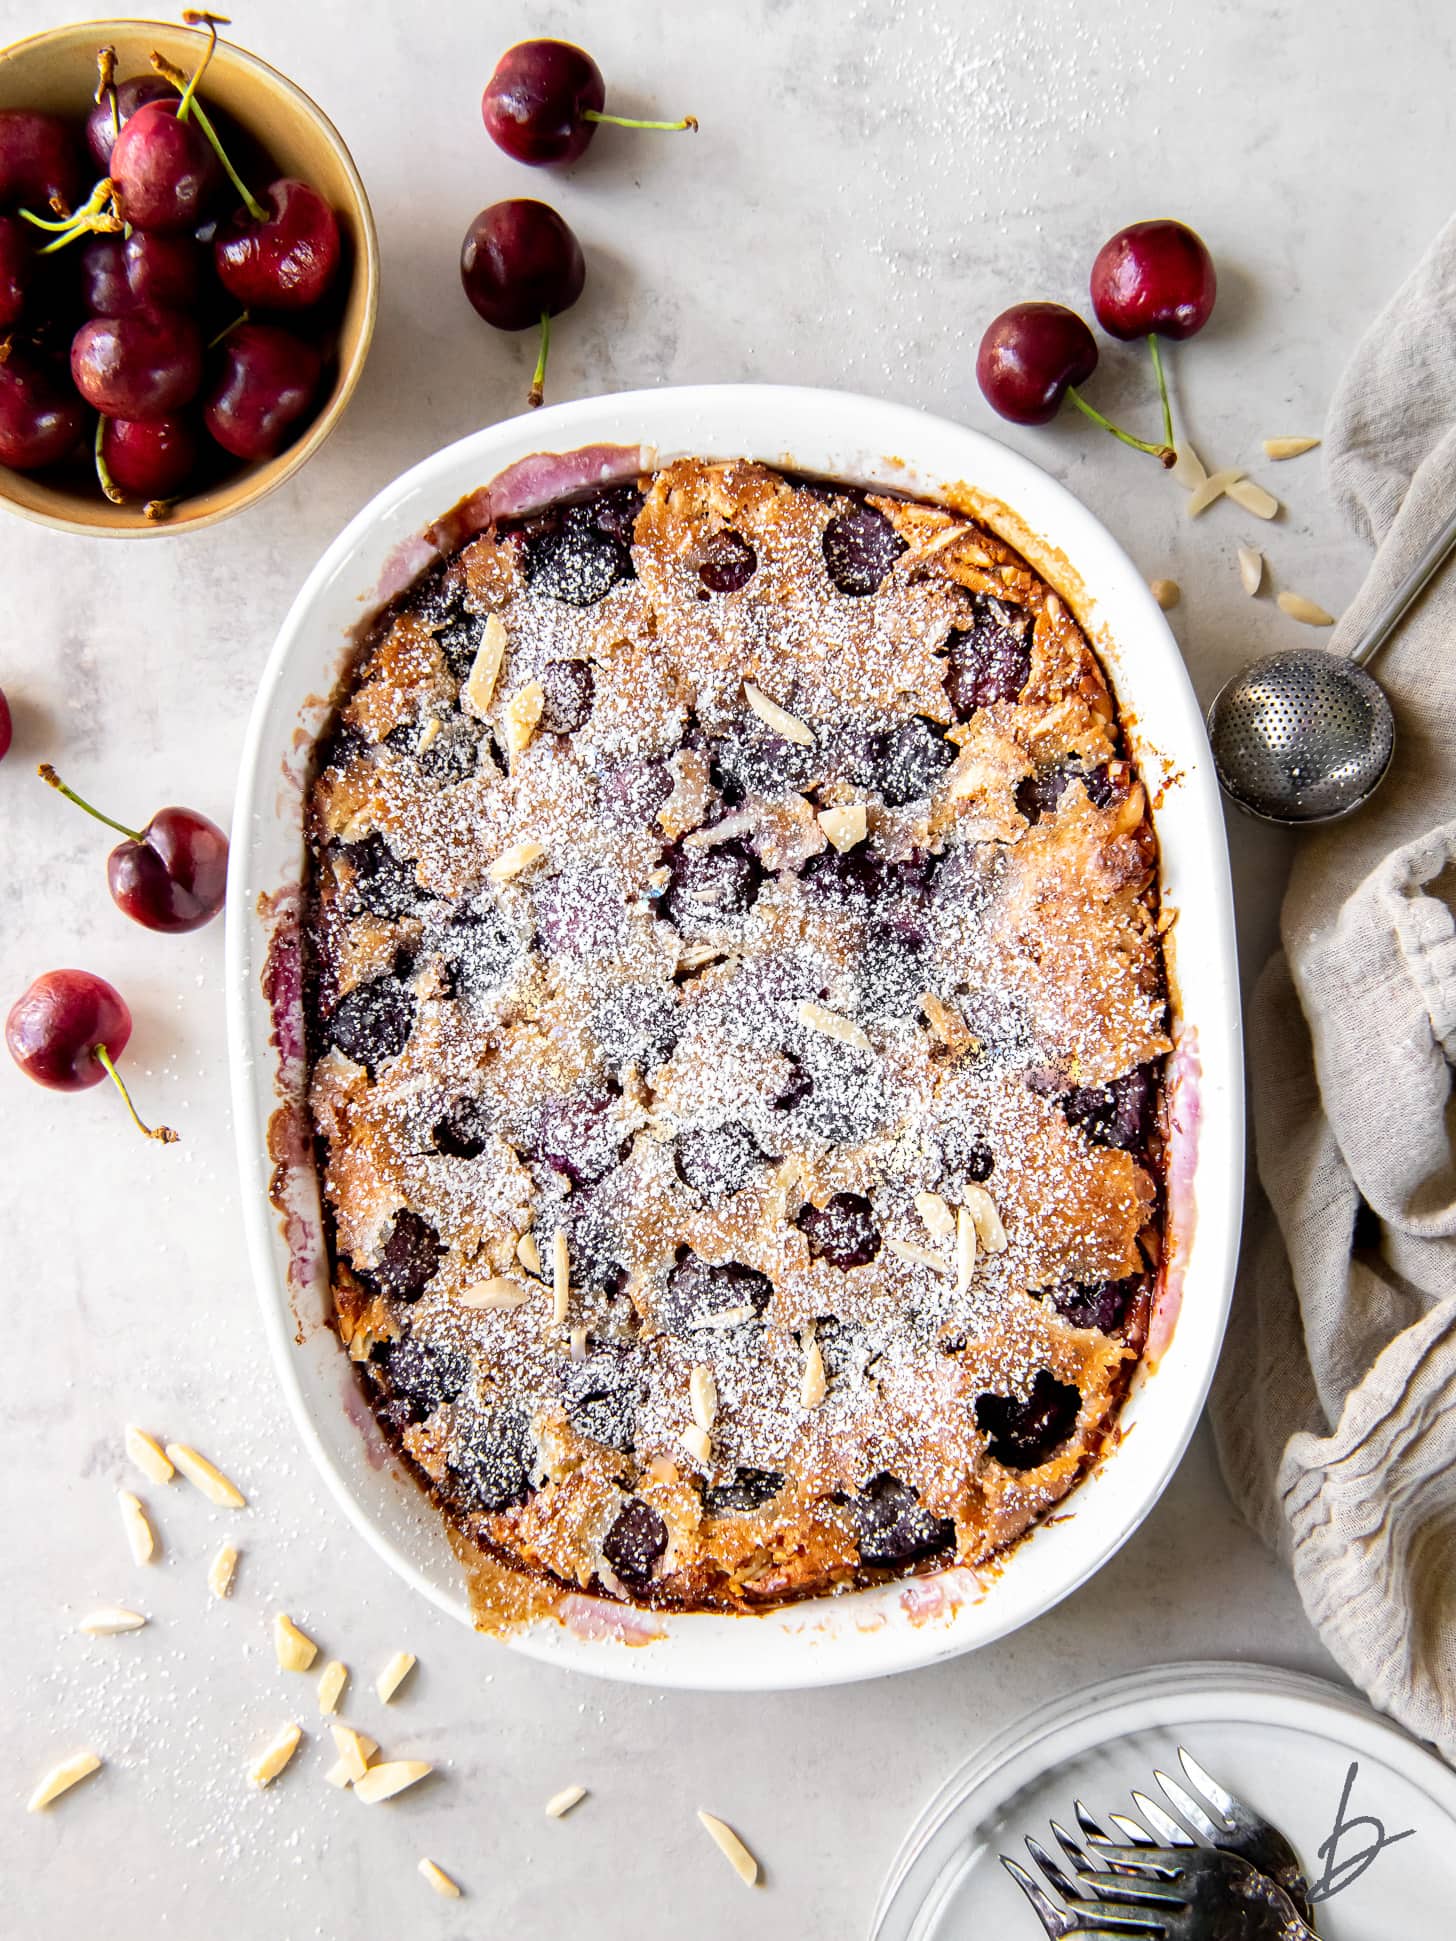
[226,386,1242,1690]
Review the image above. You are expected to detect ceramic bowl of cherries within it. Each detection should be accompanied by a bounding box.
[0,13,378,535]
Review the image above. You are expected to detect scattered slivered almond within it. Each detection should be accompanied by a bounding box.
[955,1207,977,1295]
[248,1723,303,1788]
[646,1455,679,1485]
[817,802,867,851]
[545,1783,587,1819]
[1150,578,1180,611]
[317,1660,348,1716]
[462,612,508,715]
[1278,590,1336,627]
[166,1443,246,1509]
[919,991,974,1054]
[914,1190,956,1240]
[415,715,442,755]
[697,1810,760,1887]
[569,1325,589,1361]
[325,1760,353,1790]
[503,679,545,755]
[353,1760,431,1804]
[487,839,545,882]
[376,1650,417,1704]
[682,810,754,851]
[1171,441,1207,490]
[689,1363,718,1432]
[79,1605,147,1636]
[118,1491,156,1566]
[800,1336,827,1409]
[208,1542,239,1600]
[552,1231,570,1326]
[1238,547,1264,596]
[681,1422,712,1466]
[692,1303,754,1329]
[796,1001,872,1053]
[963,1182,1008,1253]
[273,1613,319,1673]
[886,1235,951,1274]
[517,1231,542,1276]
[1227,476,1279,520]
[331,1724,377,1783]
[1186,468,1244,517]
[1264,435,1320,460]
[459,1276,532,1310]
[743,681,814,746]
[27,1750,101,1813]
[419,1858,462,1898]
[125,1426,174,1485]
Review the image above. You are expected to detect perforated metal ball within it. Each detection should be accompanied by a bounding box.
[1207,649,1395,824]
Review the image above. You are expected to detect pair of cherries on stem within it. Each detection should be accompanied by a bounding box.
[463,40,695,407]
[978,219,1217,463]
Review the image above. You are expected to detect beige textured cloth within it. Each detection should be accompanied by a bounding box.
[1210,218,1456,1761]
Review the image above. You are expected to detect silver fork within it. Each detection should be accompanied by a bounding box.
[1002,1840,1318,1939]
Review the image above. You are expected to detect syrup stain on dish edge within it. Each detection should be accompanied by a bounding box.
[256,440,1200,1645]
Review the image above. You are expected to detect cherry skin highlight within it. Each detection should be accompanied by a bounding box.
[0,214,31,326]
[110,100,221,233]
[80,231,204,318]
[71,308,204,419]
[100,415,198,501]
[85,74,173,171]
[213,178,341,309]
[203,322,321,461]
[460,199,585,330]
[0,353,86,470]
[38,764,228,932]
[977,302,1098,425]
[1091,219,1217,341]
[0,109,85,213]
[483,40,606,165]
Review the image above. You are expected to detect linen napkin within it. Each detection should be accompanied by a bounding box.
[1210,215,1456,1762]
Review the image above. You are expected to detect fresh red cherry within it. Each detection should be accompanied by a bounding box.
[86,74,174,172]
[0,686,11,762]
[39,764,228,932]
[71,308,204,418]
[0,214,31,326]
[99,415,198,502]
[460,199,585,407]
[110,100,220,233]
[80,231,203,317]
[202,321,322,460]
[1091,219,1217,341]
[213,178,341,310]
[0,352,86,470]
[0,109,86,214]
[6,968,178,1142]
[482,38,696,166]
[977,301,1175,465]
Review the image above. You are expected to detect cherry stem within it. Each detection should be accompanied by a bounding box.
[1147,335,1174,449]
[1066,388,1176,467]
[150,49,267,221]
[207,309,249,349]
[37,761,144,842]
[20,177,122,253]
[528,310,550,410]
[93,414,126,505]
[93,1043,179,1144]
[174,11,221,122]
[582,110,698,134]
[144,498,177,522]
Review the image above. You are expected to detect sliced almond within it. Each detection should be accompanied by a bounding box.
[645,1455,679,1485]
[680,1423,712,1467]
[487,838,544,883]
[744,681,814,746]
[1277,590,1336,627]
[689,1363,718,1433]
[914,1190,956,1240]
[963,1181,1008,1253]
[330,1724,377,1783]
[1263,435,1320,461]
[166,1443,246,1510]
[79,1605,147,1636]
[919,991,974,1054]
[682,810,754,851]
[545,1783,587,1819]
[316,1660,348,1716]
[118,1491,156,1566]
[502,679,545,755]
[1237,546,1264,596]
[1226,476,1279,520]
[125,1426,174,1485]
[886,1235,951,1274]
[516,1231,543,1277]
[248,1723,303,1787]
[208,1542,239,1600]
[353,1760,431,1804]
[419,1858,462,1898]
[800,1337,827,1409]
[376,1650,417,1703]
[461,612,508,716]
[955,1207,977,1295]
[1149,578,1180,611]
[414,714,442,755]
[816,802,867,851]
[1171,441,1208,490]
[796,1001,872,1054]
[692,1303,754,1329]
[697,1809,760,1887]
[273,1613,319,1673]
[1185,468,1244,517]
[27,1751,101,1813]
[324,1759,355,1790]
[552,1231,570,1327]
[569,1325,590,1361]
[459,1276,532,1310]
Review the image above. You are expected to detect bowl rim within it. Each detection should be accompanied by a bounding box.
[0,16,380,538]
[226,383,1244,1689]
